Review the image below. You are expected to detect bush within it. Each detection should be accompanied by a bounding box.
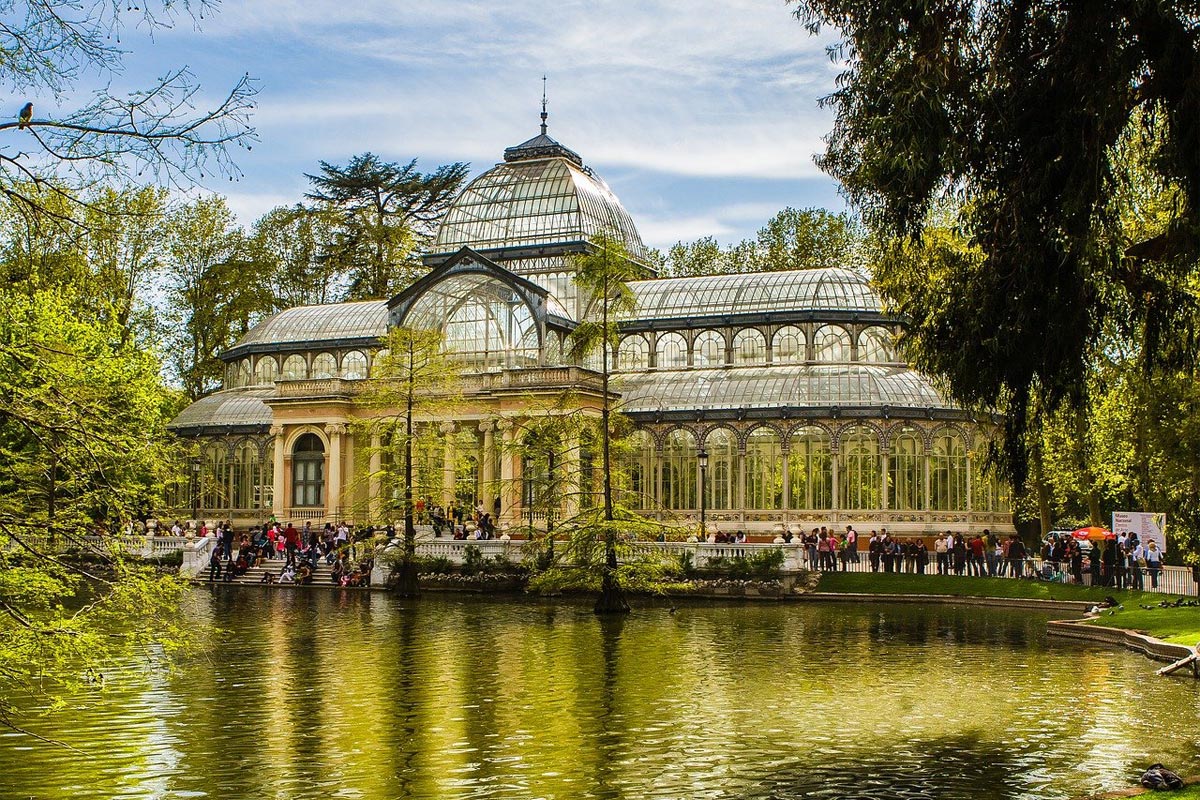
[462,544,484,576]
[418,555,454,575]
[748,548,785,579]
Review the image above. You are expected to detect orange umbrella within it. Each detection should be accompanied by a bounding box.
[1072,526,1115,541]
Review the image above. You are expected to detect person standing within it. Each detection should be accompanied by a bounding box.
[845,525,859,565]
[868,531,881,572]
[222,523,235,563]
[1128,539,1145,591]
[1007,534,1027,578]
[1144,538,1163,589]
[969,533,985,576]
[283,522,300,567]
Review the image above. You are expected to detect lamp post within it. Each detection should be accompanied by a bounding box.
[698,448,709,540]
[190,456,201,524]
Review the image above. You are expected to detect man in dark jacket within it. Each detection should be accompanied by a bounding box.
[1007,534,1027,579]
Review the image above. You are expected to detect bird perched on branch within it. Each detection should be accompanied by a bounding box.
[17,102,32,130]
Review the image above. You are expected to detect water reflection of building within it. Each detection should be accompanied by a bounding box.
[168,123,1012,537]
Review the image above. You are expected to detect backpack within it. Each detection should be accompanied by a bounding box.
[1140,764,1185,791]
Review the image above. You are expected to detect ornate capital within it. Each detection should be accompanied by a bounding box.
[438,421,457,435]
[495,417,515,433]
[478,419,495,434]
[324,423,347,437]
[268,425,284,437]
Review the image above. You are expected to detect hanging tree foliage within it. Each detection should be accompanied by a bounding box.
[790,1,1200,489]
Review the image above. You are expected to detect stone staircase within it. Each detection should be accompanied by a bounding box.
[198,554,371,588]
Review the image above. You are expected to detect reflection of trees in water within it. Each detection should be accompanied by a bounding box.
[737,733,1023,800]
[861,605,1042,649]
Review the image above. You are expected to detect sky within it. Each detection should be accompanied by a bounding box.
[113,0,848,250]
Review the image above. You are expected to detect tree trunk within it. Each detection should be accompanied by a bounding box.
[395,341,420,598]
[594,251,629,615]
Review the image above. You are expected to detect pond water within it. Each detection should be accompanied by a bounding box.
[3,590,1199,800]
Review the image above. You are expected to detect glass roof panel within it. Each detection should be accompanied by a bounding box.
[627,268,881,319]
[615,364,952,414]
[167,389,274,432]
[434,157,650,262]
[232,300,388,350]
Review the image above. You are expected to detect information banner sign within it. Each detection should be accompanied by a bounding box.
[1112,511,1167,552]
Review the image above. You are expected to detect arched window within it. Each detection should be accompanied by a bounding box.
[341,350,368,380]
[889,427,924,511]
[970,444,1010,513]
[292,433,325,507]
[236,359,251,388]
[858,326,896,363]
[254,356,278,386]
[661,428,697,510]
[813,325,852,362]
[619,430,656,510]
[656,332,688,369]
[931,431,967,511]
[281,354,307,381]
[745,426,783,510]
[839,426,881,510]
[201,442,229,511]
[733,329,767,365]
[693,330,725,368]
[232,440,260,510]
[402,273,542,369]
[772,325,806,364]
[789,426,832,510]
[702,428,736,510]
[311,352,337,379]
[618,335,649,371]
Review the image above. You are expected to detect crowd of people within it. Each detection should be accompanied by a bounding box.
[200,518,374,588]
[1042,530,1165,590]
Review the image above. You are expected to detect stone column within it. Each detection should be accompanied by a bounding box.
[325,423,345,520]
[368,433,382,521]
[497,418,521,526]
[440,421,457,510]
[270,425,286,519]
[479,420,496,515]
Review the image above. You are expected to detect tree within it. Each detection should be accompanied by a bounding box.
[305,153,469,300]
[250,204,344,309]
[161,196,273,400]
[0,1,256,222]
[357,327,462,597]
[0,288,189,735]
[661,208,865,277]
[567,230,647,614]
[790,1,1200,490]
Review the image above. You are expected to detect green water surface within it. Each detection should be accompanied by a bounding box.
[2,590,1197,800]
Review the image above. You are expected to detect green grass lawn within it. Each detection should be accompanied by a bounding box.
[814,570,1172,605]
[1082,606,1200,647]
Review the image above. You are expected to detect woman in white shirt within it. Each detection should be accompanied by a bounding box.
[1144,539,1163,589]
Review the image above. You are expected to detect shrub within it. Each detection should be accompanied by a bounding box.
[748,548,785,579]
[462,544,484,576]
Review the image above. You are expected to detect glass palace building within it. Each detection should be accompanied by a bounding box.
[169,126,1013,537]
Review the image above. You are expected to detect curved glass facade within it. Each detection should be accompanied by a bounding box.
[630,268,880,320]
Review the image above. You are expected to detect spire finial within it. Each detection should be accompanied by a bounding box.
[540,75,548,135]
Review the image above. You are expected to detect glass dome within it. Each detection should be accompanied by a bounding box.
[629,268,881,319]
[433,147,650,263]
